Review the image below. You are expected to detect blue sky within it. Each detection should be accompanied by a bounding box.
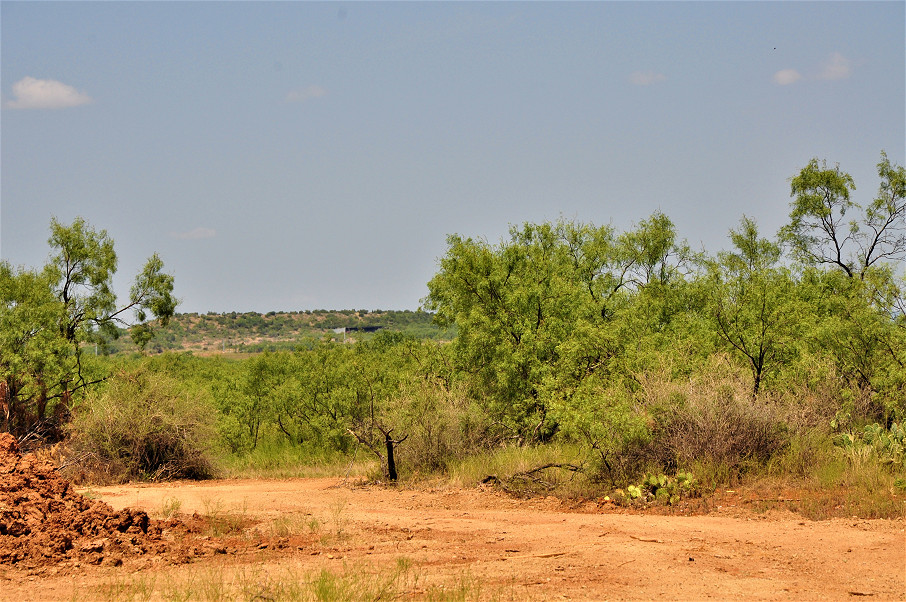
[2,1,904,313]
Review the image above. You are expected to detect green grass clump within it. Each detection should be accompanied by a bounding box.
[158,496,183,520]
[200,497,250,537]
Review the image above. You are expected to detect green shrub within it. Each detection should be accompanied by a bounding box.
[626,358,789,478]
[394,379,495,475]
[67,367,216,482]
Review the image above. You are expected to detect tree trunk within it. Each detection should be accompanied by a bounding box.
[385,431,398,481]
[0,381,9,433]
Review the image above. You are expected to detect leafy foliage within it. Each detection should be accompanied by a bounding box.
[424,216,695,444]
[780,153,906,278]
[1,217,176,441]
[836,423,906,471]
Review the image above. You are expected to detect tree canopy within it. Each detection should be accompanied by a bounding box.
[0,217,176,439]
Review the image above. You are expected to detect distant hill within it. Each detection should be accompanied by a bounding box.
[101,309,451,355]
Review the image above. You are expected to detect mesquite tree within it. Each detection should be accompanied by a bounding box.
[0,217,176,440]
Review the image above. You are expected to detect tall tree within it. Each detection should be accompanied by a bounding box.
[0,217,177,440]
[425,216,690,443]
[781,152,906,279]
[711,217,797,397]
[780,153,906,412]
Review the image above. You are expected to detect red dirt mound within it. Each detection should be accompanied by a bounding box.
[0,433,182,568]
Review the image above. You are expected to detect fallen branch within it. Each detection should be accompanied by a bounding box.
[507,551,567,559]
[743,498,802,503]
[512,463,583,478]
[486,463,585,494]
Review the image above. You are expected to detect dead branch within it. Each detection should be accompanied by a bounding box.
[54,451,97,472]
[511,462,583,478]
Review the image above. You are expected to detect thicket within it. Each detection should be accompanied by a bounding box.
[66,366,216,482]
[3,154,905,502]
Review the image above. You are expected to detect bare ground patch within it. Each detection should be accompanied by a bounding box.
[2,471,903,600]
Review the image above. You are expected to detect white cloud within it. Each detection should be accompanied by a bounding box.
[628,71,666,86]
[818,51,853,80]
[172,227,216,240]
[5,76,93,109]
[772,69,802,85]
[285,85,327,103]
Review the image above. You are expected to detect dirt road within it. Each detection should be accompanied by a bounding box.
[3,477,904,600]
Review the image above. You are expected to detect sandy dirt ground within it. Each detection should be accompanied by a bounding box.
[2,477,904,601]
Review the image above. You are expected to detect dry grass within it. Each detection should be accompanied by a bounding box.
[77,559,499,602]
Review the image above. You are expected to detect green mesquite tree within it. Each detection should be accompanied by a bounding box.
[0,217,177,440]
[781,152,906,279]
[425,214,695,444]
[711,216,798,397]
[780,154,906,410]
[424,221,615,443]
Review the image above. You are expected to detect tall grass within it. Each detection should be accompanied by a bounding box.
[754,427,906,519]
[215,438,377,480]
[444,442,597,498]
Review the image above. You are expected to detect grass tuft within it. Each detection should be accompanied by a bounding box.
[74,560,504,601]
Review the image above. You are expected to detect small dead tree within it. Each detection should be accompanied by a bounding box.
[348,426,408,481]
[347,370,410,482]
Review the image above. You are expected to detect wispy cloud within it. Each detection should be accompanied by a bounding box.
[817,51,853,80]
[172,227,216,240]
[629,71,666,86]
[285,85,327,103]
[772,69,802,85]
[773,53,853,86]
[5,76,94,109]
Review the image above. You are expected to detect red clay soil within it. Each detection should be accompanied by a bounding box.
[0,433,189,568]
